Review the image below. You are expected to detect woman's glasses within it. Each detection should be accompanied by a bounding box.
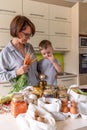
[22,32,32,38]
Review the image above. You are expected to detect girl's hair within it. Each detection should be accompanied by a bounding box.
[10,15,35,37]
[39,40,52,50]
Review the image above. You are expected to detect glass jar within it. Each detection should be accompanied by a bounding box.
[43,85,57,98]
[10,93,27,117]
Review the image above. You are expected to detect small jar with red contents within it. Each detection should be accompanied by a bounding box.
[10,93,27,117]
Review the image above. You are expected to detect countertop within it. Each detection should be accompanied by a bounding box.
[56,72,77,79]
[0,113,87,130]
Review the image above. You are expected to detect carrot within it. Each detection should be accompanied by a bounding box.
[24,52,32,65]
[9,51,37,94]
[24,52,37,65]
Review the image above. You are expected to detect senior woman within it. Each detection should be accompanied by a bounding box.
[0,15,39,86]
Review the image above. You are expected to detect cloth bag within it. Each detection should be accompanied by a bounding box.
[26,103,57,130]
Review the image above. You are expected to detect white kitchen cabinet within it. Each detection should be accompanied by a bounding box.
[57,76,77,88]
[23,0,49,50]
[0,0,22,48]
[0,82,12,96]
[28,18,49,49]
[23,0,72,51]
[30,18,49,35]
[0,14,13,48]
[0,31,11,49]
[48,4,72,51]
[49,36,71,51]
[29,34,49,50]
[49,20,71,36]
[49,4,71,22]
[0,0,22,15]
[79,3,87,35]
[23,0,49,19]
[0,14,15,29]
[0,15,12,48]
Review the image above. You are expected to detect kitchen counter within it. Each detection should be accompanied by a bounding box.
[0,82,12,96]
[0,113,87,130]
[56,72,77,79]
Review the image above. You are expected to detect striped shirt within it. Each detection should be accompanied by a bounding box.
[0,41,39,85]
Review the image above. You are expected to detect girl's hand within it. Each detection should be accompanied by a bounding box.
[16,65,29,76]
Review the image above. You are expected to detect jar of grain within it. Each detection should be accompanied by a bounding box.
[10,93,27,117]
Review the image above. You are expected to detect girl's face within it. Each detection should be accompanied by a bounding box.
[40,46,53,58]
[18,26,32,45]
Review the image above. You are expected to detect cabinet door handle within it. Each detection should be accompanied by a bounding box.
[55,32,67,35]
[0,9,16,14]
[34,47,38,49]
[30,13,44,17]
[0,28,9,31]
[55,47,67,49]
[55,17,67,20]
[3,85,11,87]
[0,46,5,48]
[36,31,45,34]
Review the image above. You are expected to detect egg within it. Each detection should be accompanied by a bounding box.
[34,110,39,117]
[62,99,68,106]
[37,116,45,122]
[62,106,70,113]
[71,100,77,107]
[70,106,78,114]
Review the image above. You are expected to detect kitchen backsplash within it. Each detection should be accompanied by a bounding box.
[36,53,64,71]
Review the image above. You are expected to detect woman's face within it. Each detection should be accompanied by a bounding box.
[18,26,32,45]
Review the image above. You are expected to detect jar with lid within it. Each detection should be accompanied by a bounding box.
[38,74,47,89]
[10,93,27,117]
[43,85,57,98]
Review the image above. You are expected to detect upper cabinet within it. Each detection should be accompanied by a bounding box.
[48,4,72,51]
[0,0,22,15]
[79,3,87,35]
[0,14,12,49]
[0,0,22,49]
[0,0,72,51]
[23,0,49,49]
[49,36,71,51]
[49,20,71,36]
[49,4,71,22]
[23,0,49,19]
[23,0,72,51]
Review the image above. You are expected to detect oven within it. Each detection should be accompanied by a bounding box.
[79,36,87,74]
[79,47,87,85]
[79,52,87,74]
[79,36,87,48]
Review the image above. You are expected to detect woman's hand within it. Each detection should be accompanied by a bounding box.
[16,65,29,76]
[12,37,22,44]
